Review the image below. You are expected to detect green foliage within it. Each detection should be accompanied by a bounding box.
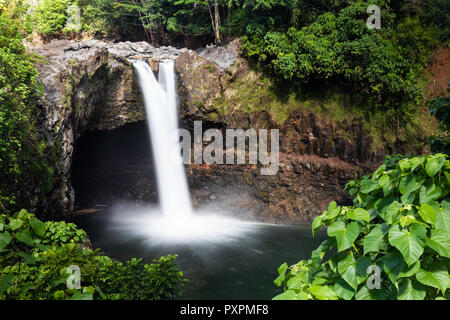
[274,154,450,300]
[33,0,74,35]
[0,210,186,300]
[242,1,430,105]
[42,221,87,245]
[427,84,450,153]
[0,8,56,214]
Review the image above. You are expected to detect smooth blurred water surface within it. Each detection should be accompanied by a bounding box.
[73,205,326,300]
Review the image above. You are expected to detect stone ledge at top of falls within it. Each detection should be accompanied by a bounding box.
[26,38,239,216]
[28,38,239,133]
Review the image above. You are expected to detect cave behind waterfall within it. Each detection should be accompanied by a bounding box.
[71,121,158,212]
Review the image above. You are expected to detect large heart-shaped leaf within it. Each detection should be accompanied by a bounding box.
[363,223,389,255]
[347,208,370,222]
[388,224,426,266]
[327,221,360,252]
[15,229,34,247]
[30,217,47,237]
[360,179,380,194]
[0,231,12,252]
[419,184,442,204]
[416,264,449,293]
[397,278,426,300]
[425,156,445,177]
[309,285,338,300]
[354,286,387,300]
[337,254,371,290]
[312,216,323,237]
[333,279,355,300]
[382,252,419,284]
[426,229,450,258]
[436,200,450,231]
[9,219,23,231]
[399,174,423,195]
[418,203,436,225]
[0,274,15,294]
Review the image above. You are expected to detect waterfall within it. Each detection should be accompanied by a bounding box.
[132,59,193,219]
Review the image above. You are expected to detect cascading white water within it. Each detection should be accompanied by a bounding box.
[132,60,192,219]
[122,59,258,243]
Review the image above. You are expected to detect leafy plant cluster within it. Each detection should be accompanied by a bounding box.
[25,0,294,44]
[0,6,58,215]
[0,210,186,300]
[274,153,450,300]
[427,84,450,154]
[242,1,441,106]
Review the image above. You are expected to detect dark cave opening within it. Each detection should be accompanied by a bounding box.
[71,121,158,212]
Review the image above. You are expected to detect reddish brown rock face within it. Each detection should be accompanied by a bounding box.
[186,153,360,225]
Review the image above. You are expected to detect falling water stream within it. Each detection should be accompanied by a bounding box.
[132,60,192,219]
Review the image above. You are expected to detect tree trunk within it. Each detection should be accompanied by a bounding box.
[214,0,221,43]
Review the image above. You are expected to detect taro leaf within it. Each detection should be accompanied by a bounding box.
[334,279,355,300]
[312,216,323,237]
[388,224,426,266]
[363,223,389,255]
[418,203,436,225]
[436,199,450,231]
[383,179,394,196]
[378,175,389,188]
[337,254,371,290]
[410,157,425,172]
[273,289,309,300]
[426,229,450,258]
[397,278,426,300]
[401,192,415,205]
[15,229,35,247]
[0,274,15,294]
[327,221,360,252]
[375,197,398,220]
[347,208,370,222]
[382,252,408,284]
[9,219,23,231]
[419,183,442,205]
[274,262,288,287]
[385,201,401,224]
[311,239,331,267]
[399,174,423,195]
[17,251,36,265]
[355,285,387,300]
[286,276,305,290]
[416,264,449,293]
[398,260,421,279]
[0,231,12,252]
[309,285,338,300]
[399,159,411,172]
[360,179,380,194]
[425,156,445,177]
[326,201,340,220]
[30,217,47,237]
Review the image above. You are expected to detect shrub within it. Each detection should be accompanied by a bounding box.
[274,154,450,300]
[0,9,56,214]
[427,84,450,154]
[0,210,186,300]
[32,0,73,35]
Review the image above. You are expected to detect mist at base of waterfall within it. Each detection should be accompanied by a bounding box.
[104,203,265,246]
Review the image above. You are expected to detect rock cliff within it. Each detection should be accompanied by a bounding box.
[29,39,380,223]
